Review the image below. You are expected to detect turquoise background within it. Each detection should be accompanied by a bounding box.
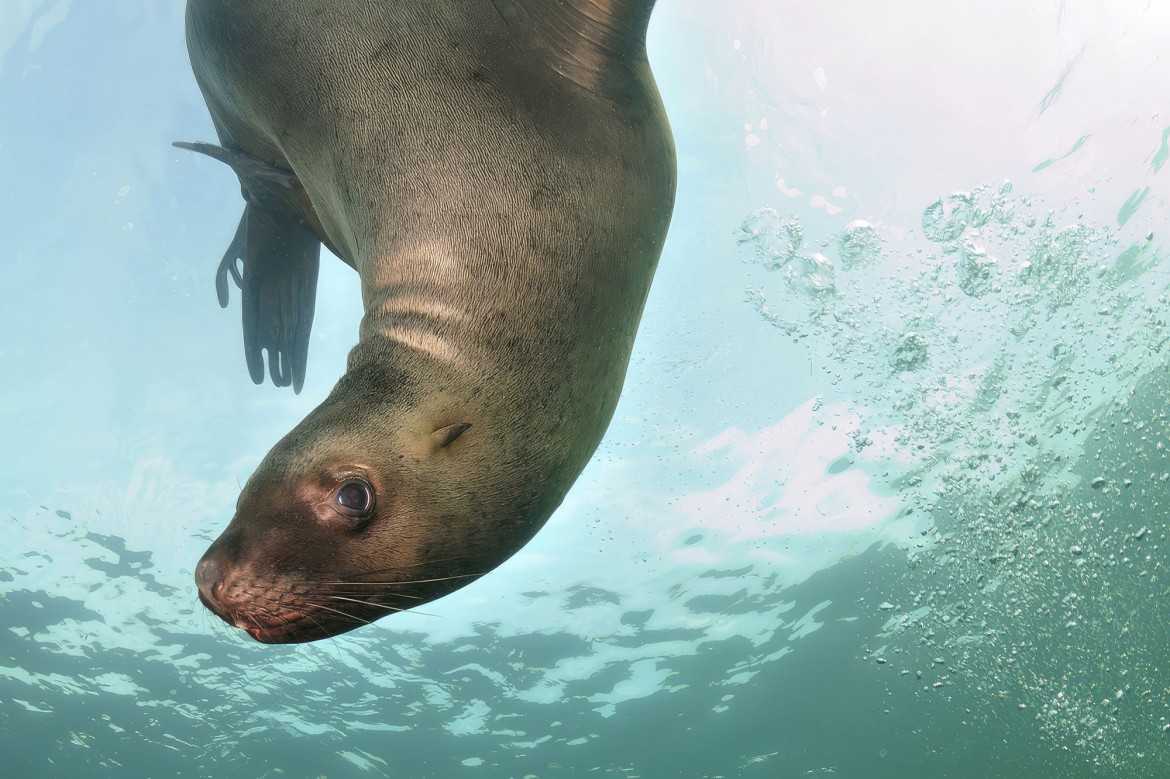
[2,1,1169,776]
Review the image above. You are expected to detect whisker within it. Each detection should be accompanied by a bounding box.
[250,591,294,610]
[312,602,378,626]
[325,589,426,600]
[327,595,411,613]
[393,555,469,569]
[312,604,406,639]
[297,596,334,635]
[393,573,484,585]
[328,559,471,578]
[314,584,426,597]
[327,595,439,618]
[308,572,482,587]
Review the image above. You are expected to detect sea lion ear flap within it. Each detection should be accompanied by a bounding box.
[432,422,472,449]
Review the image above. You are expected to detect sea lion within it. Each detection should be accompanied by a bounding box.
[180,0,676,643]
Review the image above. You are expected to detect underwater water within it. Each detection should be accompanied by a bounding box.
[3,0,1170,776]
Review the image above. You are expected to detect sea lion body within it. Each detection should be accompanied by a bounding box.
[183,0,675,643]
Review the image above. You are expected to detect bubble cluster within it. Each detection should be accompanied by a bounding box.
[737,208,804,271]
[739,184,1170,771]
[839,219,884,270]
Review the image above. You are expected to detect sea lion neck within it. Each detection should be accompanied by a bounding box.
[352,238,490,377]
[340,338,479,435]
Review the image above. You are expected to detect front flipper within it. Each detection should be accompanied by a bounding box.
[174,141,340,258]
[176,140,322,393]
[214,207,246,308]
[237,203,320,394]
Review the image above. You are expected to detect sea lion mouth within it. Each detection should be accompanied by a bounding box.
[198,574,415,642]
[202,590,371,644]
[198,587,300,637]
[235,608,310,642]
[196,550,485,642]
[197,579,373,643]
[243,614,316,644]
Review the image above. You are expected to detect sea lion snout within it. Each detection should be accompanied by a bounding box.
[194,550,231,620]
[195,540,264,627]
[194,541,319,643]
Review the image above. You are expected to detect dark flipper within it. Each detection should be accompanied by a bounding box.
[239,203,320,394]
[175,141,322,393]
[215,207,246,308]
[174,141,340,257]
[174,141,291,180]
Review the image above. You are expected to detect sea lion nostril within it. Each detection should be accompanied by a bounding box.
[195,556,223,604]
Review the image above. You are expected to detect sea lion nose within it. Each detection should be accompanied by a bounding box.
[195,555,224,608]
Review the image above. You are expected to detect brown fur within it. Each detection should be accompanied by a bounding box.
[184,0,675,643]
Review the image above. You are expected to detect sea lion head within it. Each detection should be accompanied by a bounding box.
[195,360,559,643]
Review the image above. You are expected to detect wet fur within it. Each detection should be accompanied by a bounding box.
[183,0,675,643]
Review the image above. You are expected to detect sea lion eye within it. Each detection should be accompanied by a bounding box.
[335,479,374,516]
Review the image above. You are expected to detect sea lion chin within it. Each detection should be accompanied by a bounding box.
[180,0,676,643]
